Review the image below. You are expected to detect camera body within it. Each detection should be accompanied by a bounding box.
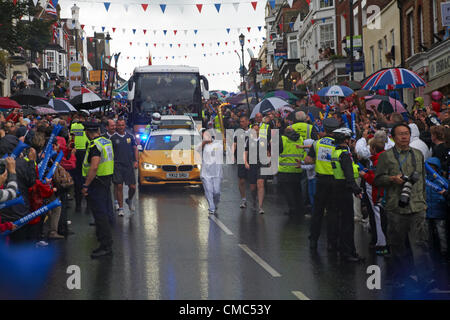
[398,171,420,208]
[0,159,6,175]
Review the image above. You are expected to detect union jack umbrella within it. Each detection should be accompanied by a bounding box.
[362,68,426,91]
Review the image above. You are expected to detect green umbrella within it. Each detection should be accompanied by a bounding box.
[263,90,299,103]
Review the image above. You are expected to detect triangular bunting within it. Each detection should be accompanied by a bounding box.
[179,6,184,14]
[184,30,188,36]
[258,26,262,31]
[196,4,203,13]
[251,1,257,10]
[102,26,105,32]
[143,29,147,35]
[289,22,294,30]
[163,30,167,35]
[232,3,239,12]
[81,24,85,30]
[153,30,157,35]
[160,4,166,13]
[122,28,126,34]
[178,44,180,47]
[124,4,129,12]
[32,0,38,6]
[112,27,116,33]
[226,28,230,34]
[154,43,157,47]
[269,0,275,9]
[217,42,220,46]
[132,29,136,34]
[214,3,221,13]
[287,0,293,8]
[141,4,148,12]
[194,30,198,34]
[173,30,177,35]
[130,42,132,46]
[247,27,251,32]
[194,43,197,47]
[104,2,110,11]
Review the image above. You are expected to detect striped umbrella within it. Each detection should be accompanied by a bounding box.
[48,99,77,113]
[69,87,110,109]
[317,85,354,97]
[362,67,426,90]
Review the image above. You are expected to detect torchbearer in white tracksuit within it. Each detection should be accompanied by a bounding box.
[198,129,223,214]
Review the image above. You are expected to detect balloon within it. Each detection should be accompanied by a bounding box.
[377,89,386,96]
[431,91,443,101]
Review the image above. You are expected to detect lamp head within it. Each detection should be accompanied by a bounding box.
[239,33,245,47]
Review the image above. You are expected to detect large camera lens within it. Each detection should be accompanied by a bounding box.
[399,181,413,208]
[0,163,5,175]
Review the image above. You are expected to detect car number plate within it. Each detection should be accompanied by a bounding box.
[166,172,189,179]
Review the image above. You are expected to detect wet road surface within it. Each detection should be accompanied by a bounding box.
[40,165,450,300]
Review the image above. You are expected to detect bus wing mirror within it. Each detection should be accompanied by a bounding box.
[200,75,210,100]
[128,76,135,100]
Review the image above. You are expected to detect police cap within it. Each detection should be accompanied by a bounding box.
[323,117,339,132]
[84,121,100,131]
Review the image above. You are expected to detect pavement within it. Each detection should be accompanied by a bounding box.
[38,165,450,300]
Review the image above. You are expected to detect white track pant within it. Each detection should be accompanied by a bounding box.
[201,177,222,212]
[366,182,387,246]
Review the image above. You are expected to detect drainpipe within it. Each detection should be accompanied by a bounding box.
[397,0,405,67]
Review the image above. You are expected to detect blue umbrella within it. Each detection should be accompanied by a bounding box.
[317,85,354,97]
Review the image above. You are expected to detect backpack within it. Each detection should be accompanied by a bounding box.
[53,165,74,190]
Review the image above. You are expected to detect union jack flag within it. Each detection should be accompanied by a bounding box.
[46,3,57,16]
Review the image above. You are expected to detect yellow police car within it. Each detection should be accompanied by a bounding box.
[138,129,202,186]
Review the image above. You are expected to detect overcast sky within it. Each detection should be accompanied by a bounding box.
[58,0,266,92]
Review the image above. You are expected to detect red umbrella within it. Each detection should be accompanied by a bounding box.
[0,97,21,109]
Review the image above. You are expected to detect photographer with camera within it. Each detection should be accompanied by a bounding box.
[374,123,434,291]
[0,157,18,233]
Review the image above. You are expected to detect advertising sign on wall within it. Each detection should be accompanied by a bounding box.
[68,61,82,99]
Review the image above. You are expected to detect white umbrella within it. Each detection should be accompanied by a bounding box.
[250,97,291,119]
[48,99,77,113]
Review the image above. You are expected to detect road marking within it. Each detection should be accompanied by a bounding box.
[238,244,281,277]
[209,215,233,235]
[292,291,310,300]
[429,289,450,294]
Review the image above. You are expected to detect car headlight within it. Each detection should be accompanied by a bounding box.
[196,164,201,171]
[135,134,140,139]
[143,163,158,170]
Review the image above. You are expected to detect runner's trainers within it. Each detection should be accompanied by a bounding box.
[240,199,247,208]
[208,210,214,215]
[258,207,264,214]
[125,198,135,212]
[36,240,48,247]
[114,200,119,211]
[118,208,124,217]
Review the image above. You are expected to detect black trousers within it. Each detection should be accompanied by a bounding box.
[309,175,336,243]
[329,182,357,256]
[87,179,114,250]
[74,150,86,208]
[58,191,69,235]
[277,172,303,214]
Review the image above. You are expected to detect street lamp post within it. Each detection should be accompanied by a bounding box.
[253,59,260,104]
[239,33,250,113]
[108,52,121,99]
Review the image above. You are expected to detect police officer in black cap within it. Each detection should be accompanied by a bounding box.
[304,117,340,251]
[81,122,115,258]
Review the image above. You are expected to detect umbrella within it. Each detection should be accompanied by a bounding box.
[25,79,34,86]
[32,106,58,115]
[355,89,371,98]
[250,97,290,119]
[0,97,21,109]
[277,106,294,118]
[10,88,49,106]
[263,90,299,102]
[69,87,110,110]
[339,80,362,90]
[362,67,426,90]
[226,91,260,105]
[364,95,406,113]
[318,85,354,97]
[48,99,77,113]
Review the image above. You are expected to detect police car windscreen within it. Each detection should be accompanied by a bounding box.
[145,134,201,150]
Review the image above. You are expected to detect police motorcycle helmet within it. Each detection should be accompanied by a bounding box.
[151,112,161,125]
[332,127,353,143]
